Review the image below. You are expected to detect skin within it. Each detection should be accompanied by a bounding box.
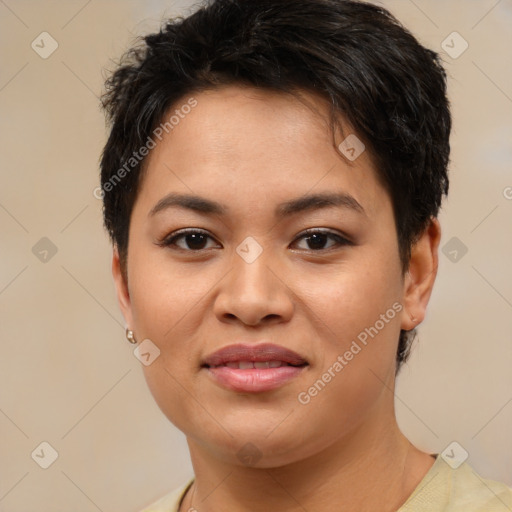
[112,85,441,512]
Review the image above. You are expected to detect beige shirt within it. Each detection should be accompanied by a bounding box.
[139,454,512,512]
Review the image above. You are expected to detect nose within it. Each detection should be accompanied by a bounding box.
[213,247,294,327]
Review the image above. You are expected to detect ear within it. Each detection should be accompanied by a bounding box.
[400,217,441,331]
[112,245,134,328]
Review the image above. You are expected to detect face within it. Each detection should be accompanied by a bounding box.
[113,85,437,467]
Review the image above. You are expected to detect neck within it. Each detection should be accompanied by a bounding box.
[180,404,435,512]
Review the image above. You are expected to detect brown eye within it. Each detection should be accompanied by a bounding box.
[159,229,220,251]
[292,229,353,251]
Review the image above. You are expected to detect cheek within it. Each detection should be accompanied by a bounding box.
[127,255,216,425]
[296,253,403,345]
[128,249,209,341]
[293,251,403,412]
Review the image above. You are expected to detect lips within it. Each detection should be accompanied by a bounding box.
[202,343,308,368]
[202,343,308,393]
[213,360,294,369]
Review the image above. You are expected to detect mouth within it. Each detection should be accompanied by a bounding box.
[204,360,308,370]
[201,343,309,393]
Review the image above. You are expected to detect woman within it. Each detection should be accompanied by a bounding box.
[99,0,512,510]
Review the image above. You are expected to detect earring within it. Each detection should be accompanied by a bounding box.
[126,328,138,344]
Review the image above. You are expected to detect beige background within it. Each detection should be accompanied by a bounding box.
[1,0,511,510]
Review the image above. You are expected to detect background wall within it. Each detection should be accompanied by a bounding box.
[1,0,511,510]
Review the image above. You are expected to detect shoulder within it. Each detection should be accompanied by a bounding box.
[448,460,512,511]
[399,454,512,512]
[138,478,194,512]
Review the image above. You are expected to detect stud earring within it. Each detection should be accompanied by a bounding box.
[126,328,138,344]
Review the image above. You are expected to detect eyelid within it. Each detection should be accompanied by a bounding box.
[291,228,354,249]
[157,227,353,252]
[157,228,222,249]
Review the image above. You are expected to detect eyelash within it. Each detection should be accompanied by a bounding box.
[157,228,353,253]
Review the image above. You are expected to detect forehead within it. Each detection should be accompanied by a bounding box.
[135,85,388,220]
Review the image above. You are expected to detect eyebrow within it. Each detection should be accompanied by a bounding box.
[148,191,365,218]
